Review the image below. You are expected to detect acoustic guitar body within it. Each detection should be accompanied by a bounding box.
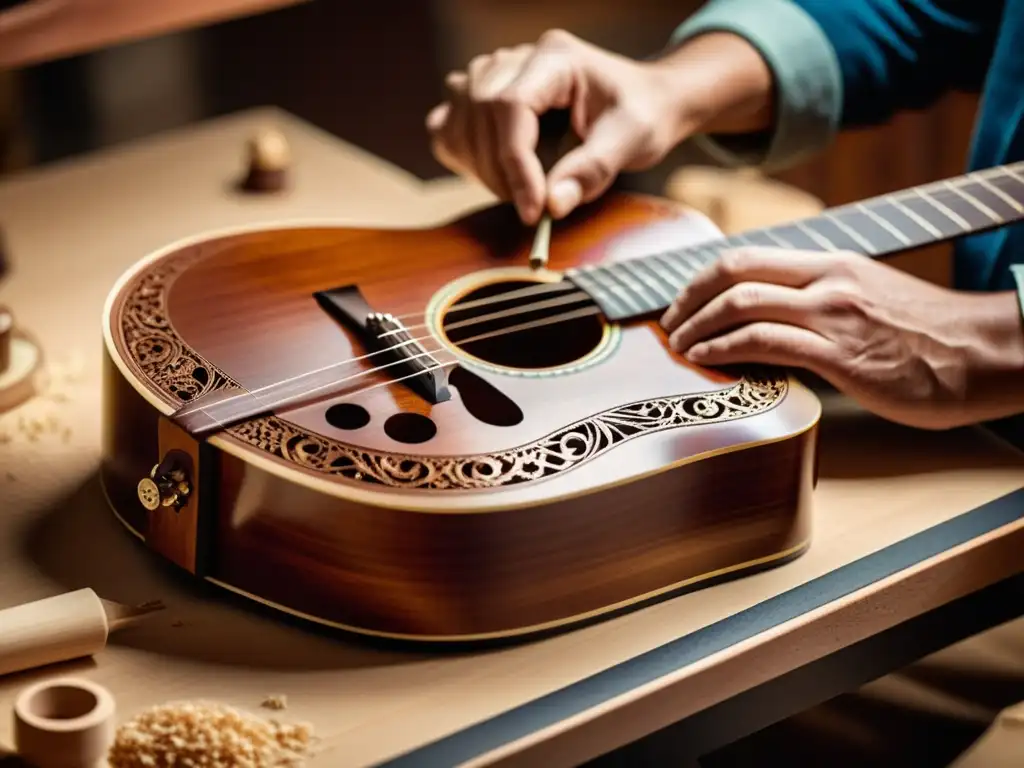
[100,192,819,644]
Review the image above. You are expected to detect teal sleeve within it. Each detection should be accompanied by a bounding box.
[666,0,843,172]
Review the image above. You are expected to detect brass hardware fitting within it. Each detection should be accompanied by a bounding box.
[137,458,191,512]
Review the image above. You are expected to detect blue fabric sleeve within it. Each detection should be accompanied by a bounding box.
[667,0,843,172]
[668,0,1003,171]
[790,0,1003,126]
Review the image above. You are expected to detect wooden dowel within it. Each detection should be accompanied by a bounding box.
[0,589,164,677]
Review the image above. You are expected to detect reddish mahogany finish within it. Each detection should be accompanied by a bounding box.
[100,193,819,642]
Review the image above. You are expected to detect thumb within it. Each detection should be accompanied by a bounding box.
[545,109,641,218]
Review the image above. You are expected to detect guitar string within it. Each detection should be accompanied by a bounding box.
[172,167,1023,424]
[390,290,594,336]
[172,292,598,420]
[383,164,1024,323]
[177,304,603,423]
[229,166,1022,412]
[392,280,580,323]
[185,306,604,432]
[173,170,1021,422]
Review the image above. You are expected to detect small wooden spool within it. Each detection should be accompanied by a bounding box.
[13,677,116,768]
[0,307,41,413]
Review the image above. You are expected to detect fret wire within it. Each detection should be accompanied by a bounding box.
[653,252,695,281]
[674,172,1021,264]
[974,174,1024,213]
[761,229,797,248]
[631,259,681,300]
[604,262,649,301]
[913,187,970,230]
[998,165,1024,186]
[691,246,718,263]
[731,230,774,248]
[821,212,878,253]
[983,167,1024,208]
[728,233,761,248]
[794,219,837,250]
[660,253,694,280]
[885,194,944,238]
[678,251,709,274]
[941,179,1000,222]
[596,267,654,314]
[603,161,1024,320]
[634,254,677,286]
[854,202,912,246]
[570,268,628,317]
[800,215,865,253]
[611,261,674,304]
[938,172,1019,220]
[826,208,906,253]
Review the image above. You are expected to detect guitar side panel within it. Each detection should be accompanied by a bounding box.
[101,343,816,641]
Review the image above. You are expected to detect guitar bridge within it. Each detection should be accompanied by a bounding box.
[314,285,451,405]
[365,311,451,403]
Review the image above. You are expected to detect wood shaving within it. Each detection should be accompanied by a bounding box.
[0,352,83,446]
[108,700,315,767]
[260,695,287,711]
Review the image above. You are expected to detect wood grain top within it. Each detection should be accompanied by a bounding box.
[1,108,1023,767]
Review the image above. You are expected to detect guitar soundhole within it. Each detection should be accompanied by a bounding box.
[325,403,371,431]
[384,412,437,444]
[441,280,603,370]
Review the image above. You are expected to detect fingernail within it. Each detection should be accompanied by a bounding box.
[685,343,708,361]
[425,104,447,131]
[516,198,539,225]
[549,179,582,218]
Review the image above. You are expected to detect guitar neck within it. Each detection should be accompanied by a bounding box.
[566,161,1024,322]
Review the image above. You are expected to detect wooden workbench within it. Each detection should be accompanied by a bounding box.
[1,107,1024,768]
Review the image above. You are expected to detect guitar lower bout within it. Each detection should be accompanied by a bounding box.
[99,192,820,643]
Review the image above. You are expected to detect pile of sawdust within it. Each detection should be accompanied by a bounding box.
[107,700,315,767]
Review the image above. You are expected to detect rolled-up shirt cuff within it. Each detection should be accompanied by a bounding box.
[667,0,843,172]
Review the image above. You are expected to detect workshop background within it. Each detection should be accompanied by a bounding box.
[0,0,980,281]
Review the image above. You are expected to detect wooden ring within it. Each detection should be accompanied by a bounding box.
[13,677,116,768]
[0,329,42,413]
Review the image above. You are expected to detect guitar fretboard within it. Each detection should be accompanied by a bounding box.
[565,162,1024,321]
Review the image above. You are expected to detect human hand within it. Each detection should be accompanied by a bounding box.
[426,30,740,226]
[659,246,1024,430]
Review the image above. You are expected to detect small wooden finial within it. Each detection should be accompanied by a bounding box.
[240,127,291,193]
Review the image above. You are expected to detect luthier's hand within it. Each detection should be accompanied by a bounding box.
[426,30,774,225]
[659,247,1024,430]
